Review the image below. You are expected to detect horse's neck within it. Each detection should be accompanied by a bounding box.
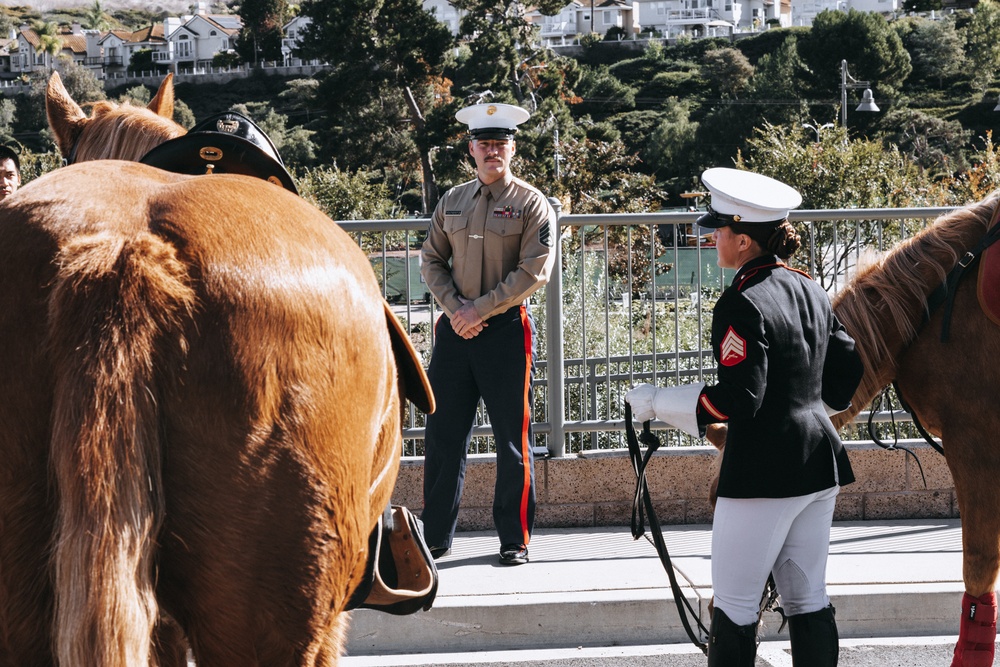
[831,208,993,427]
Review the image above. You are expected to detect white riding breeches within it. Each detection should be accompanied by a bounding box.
[711,486,839,626]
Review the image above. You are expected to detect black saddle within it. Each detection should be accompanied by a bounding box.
[140,111,297,194]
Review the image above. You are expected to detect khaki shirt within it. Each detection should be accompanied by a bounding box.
[421,171,556,320]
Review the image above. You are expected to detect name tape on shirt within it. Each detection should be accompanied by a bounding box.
[720,326,747,366]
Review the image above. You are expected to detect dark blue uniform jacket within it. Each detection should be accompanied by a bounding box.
[697,255,864,499]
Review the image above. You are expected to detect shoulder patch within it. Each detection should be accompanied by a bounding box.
[539,223,552,247]
[720,326,747,366]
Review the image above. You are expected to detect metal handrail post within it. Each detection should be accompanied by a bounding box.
[545,197,566,457]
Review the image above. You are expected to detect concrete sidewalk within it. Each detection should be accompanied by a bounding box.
[345,519,965,657]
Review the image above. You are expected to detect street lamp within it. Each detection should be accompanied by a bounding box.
[803,122,834,142]
[840,59,879,127]
[541,113,564,180]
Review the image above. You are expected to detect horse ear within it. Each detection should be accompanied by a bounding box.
[45,71,88,160]
[148,74,174,119]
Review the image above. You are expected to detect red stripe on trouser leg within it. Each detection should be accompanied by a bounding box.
[518,305,532,546]
[951,591,997,667]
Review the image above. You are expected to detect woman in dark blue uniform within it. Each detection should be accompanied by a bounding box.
[627,168,863,666]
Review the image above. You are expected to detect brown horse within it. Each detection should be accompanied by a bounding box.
[0,72,431,666]
[831,196,999,667]
[708,197,1000,665]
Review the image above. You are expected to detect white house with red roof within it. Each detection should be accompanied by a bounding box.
[11,24,89,75]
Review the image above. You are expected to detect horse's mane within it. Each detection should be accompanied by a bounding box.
[73,100,185,163]
[832,195,999,405]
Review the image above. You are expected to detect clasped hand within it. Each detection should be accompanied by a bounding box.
[451,298,487,339]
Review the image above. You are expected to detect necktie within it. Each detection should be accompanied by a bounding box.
[464,183,490,299]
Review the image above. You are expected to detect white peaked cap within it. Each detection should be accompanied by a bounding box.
[697,167,803,228]
[456,103,530,139]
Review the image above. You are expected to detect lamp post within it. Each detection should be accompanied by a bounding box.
[803,122,834,142]
[840,59,879,127]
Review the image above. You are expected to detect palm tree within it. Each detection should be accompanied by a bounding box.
[31,20,63,68]
[83,0,112,31]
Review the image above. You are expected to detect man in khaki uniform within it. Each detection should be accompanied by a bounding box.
[0,145,21,202]
[420,102,556,565]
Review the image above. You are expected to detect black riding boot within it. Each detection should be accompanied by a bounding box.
[787,605,839,667]
[707,608,758,667]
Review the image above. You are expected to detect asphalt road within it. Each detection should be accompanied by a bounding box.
[341,636,970,667]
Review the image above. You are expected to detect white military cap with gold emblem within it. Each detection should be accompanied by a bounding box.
[696,167,802,229]
[456,103,530,140]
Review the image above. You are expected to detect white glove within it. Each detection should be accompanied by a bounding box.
[625,384,659,423]
[626,382,707,438]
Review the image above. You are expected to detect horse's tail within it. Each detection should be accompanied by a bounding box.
[46,231,195,667]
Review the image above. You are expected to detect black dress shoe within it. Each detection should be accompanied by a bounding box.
[429,546,451,560]
[499,544,529,565]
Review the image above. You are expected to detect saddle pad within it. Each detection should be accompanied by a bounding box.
[979,219,1000,327]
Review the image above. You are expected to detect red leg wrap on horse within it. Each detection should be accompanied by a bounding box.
[951,591,997,667]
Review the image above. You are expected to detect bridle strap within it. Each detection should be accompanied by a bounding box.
[626,403,709,654]
[937,207,1000,342]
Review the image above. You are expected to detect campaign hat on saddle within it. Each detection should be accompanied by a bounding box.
[140,111,297,194]
[696,167,802,230]
[456,103,530,141]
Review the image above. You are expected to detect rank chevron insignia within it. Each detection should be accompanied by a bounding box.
[720,326,747,366]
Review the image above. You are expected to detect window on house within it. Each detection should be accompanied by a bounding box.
[210,30,217,36]
[603,10,613,24]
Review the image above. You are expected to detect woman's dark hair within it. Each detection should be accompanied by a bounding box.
[730,220,801,260]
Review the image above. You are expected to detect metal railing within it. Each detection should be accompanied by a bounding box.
[340,205,954,458]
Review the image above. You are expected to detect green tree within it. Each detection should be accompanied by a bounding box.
[701,47,754,99]
[962,0,1000,93]
[746,34,809,128]
[642,97,699,180]
[236,0,288,63]
[297,165,395,220]
[879,108,970,176]
[736,121,943,285]
[128,48,169,74]
[574,65,636,117]
[0,7,14,38]
[798,9,911,101]
[231,101,317,169]
[83,0,112,31]
[298,0,453,212]
[116,84,151,105]
[174,98,196,129]
[451,0,562,105]
[31,20,63,62]
[899,17,965,89]
[0,99,16,144]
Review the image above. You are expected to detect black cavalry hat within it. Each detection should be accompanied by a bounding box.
[140,111,297,194]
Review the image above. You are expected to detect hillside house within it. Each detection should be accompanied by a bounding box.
[526,0,641,45]
[11,23,89,75]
